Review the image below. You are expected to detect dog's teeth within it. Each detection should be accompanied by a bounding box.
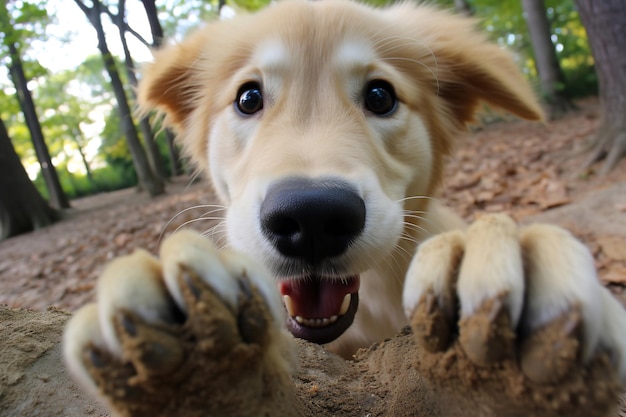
[339,294,351,316]
[292,305,346,327]
[283,295,296,316]
[294,315,339,328]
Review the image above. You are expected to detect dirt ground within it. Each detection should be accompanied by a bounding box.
[1,99,625,416]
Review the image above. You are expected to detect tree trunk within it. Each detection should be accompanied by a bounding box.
[113,0,168,181]
[140,0,164,46]
[140,0,183,176]
[7,42,71,210]
[70,125,99,191]
[454,0,473,16]
[74,0,164,197]
[522,0,574,118]
[0,118,57,240]
[576,0,626,173]
[165,130,182,176]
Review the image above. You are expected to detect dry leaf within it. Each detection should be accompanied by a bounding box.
[597,236,626,262]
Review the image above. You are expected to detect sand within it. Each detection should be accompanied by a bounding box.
[2,286,624,417]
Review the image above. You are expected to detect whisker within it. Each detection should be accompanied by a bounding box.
[172,216,226,234]
[396,195,441,204]
[204,222,229,249]
[402,214,441,235]
[402,221,432,237]
[185,171,203,190]
[159,204,227,243]
[397,234,422,248]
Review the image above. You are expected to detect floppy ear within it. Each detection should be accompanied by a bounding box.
[435,35,545,124]
[388,5,544,124]
[137,29,207,129]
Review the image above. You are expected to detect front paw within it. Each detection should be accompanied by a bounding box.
[63,231,297,417]
[403,214,626,417]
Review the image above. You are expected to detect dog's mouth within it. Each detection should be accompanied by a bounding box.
[279,275,360,345]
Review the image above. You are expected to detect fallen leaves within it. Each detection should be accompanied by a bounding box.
[442,99,625,292]
[0,178,220,311]
[598,236,626,262]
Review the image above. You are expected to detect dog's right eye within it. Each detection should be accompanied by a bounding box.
[235,83,264,115]
[364,80,397,116]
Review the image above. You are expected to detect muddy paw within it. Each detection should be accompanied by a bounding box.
[63,231,298,417]
[403,214,626,417]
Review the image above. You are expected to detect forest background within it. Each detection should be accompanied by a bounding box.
[0,0,624,241]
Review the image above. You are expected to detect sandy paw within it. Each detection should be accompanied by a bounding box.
[63,231,298,417]
[403,213,626,417]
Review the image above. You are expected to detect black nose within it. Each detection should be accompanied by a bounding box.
[260,178,366,265]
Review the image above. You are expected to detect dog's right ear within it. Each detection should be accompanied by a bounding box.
[138,30,207,129]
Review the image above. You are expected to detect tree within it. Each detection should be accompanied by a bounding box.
[140,0,184,176]
[521,0,574,117]
[0,117,57,240]
[0,1,70,209]
[575,0,626,173]
[35,69,102,193]
[74,0,164,196]
[106,0,168,181]
[454,0,473,16]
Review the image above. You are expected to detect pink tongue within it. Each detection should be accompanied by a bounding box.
[279,276,360,318]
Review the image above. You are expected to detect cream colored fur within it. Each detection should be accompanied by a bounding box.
[64,0,626,411]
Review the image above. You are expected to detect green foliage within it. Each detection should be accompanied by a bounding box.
[158,0,224,38]
[34,162,139,199]
[463,0,596,97]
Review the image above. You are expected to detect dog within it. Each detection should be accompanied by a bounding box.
[64,1,626,414]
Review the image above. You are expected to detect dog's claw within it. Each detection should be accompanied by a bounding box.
[458,294,515,367]
[88,347,107,369]
[119,313,138,337]
[520,308,583,384]
[411,289,454,353]
[181,266,202,301]
[237,272,254,301]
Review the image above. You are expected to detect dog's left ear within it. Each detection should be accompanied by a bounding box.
[391,5,544,124]
[436,39,545,123]
[138,29,208,129]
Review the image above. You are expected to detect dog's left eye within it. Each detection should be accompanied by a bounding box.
[236,82,264,115]
[364,80,397,116]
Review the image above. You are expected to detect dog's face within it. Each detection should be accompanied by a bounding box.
[139,0,542,345]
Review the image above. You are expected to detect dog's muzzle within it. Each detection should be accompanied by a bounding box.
[260,177,365,344]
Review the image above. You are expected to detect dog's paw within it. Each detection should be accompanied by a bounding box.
[63,230,298,417]
[403,214,626,417]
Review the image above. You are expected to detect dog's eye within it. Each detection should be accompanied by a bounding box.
[364,80,397,116]
[235,83,263,115]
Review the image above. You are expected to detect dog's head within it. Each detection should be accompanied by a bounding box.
[139,0,542,345]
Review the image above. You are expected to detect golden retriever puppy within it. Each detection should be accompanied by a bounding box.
[64,1,626,415]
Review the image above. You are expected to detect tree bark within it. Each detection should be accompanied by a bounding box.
[454,0,473,17]
[6,42,71,210]
[74,0,164,197]
[0,118,57,240]
[522,0,574,118]
[165,130,182,176]
[140,0,164,46]
[70,125,99,191]
[140,0,183,176]
[576,0,626,173]
[111,0,168,181]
